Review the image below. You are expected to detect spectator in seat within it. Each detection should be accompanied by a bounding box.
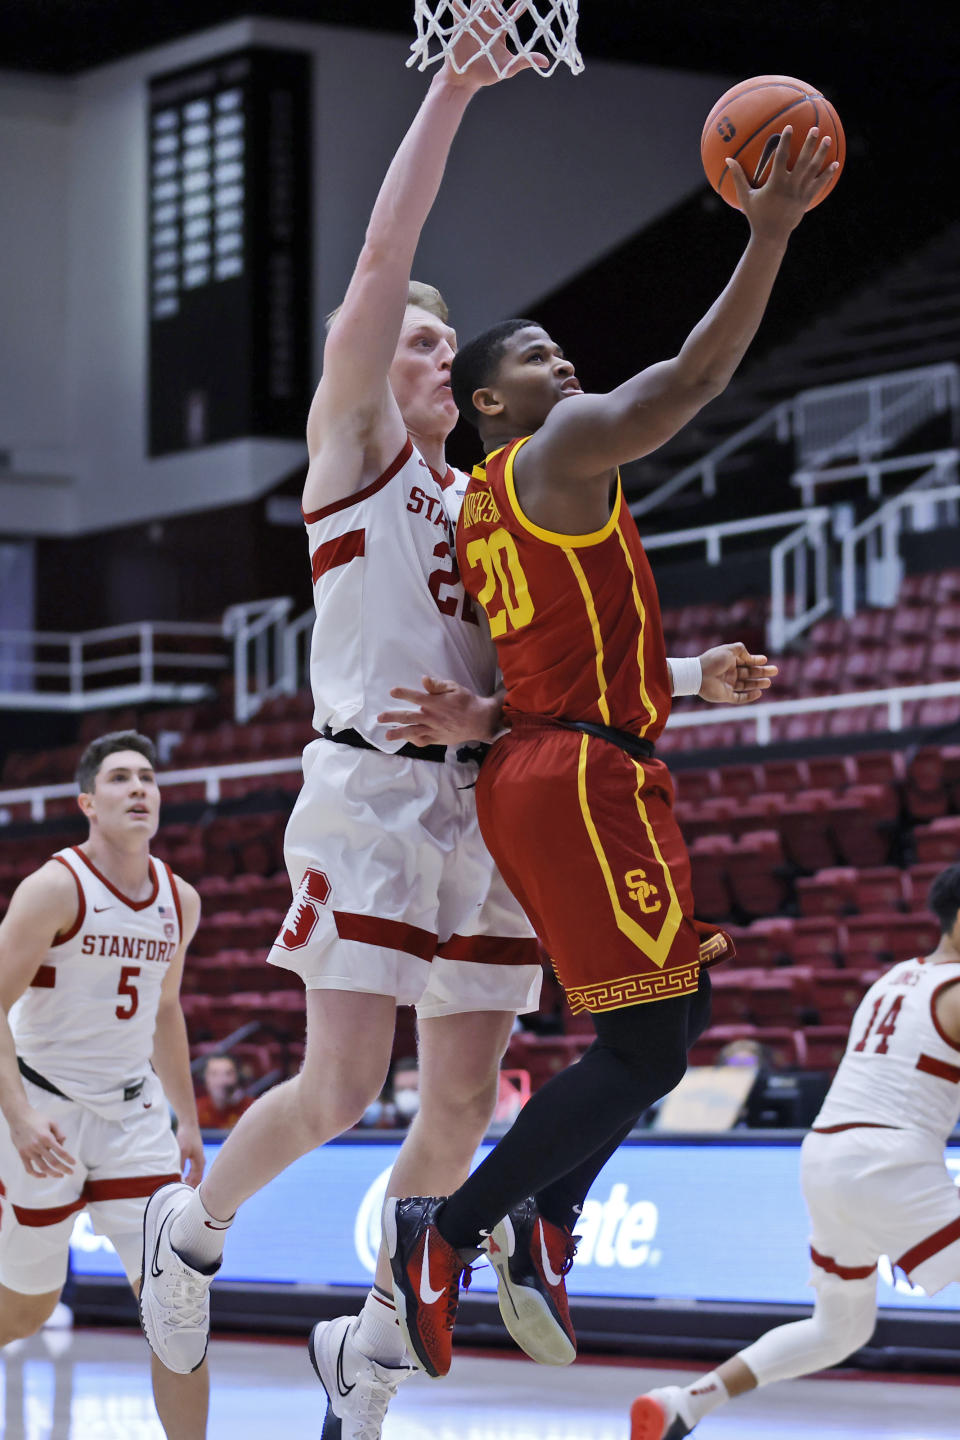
[195,1056,251,1131]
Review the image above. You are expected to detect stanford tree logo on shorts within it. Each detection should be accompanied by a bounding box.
[278,867,331,950]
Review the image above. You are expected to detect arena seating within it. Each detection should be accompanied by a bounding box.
[1,570,959,1108]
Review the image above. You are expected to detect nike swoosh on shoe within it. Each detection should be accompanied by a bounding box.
[538,1220,564,1287]
[418,1229,446,1305]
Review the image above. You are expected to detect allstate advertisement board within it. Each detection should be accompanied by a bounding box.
[70,1139,960,1312]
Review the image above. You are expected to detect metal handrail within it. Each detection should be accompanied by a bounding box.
[841,479,960,619]
[4,680,960,822]
[630,362,959,520]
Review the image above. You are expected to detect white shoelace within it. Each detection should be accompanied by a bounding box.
[165,1273,210,1330]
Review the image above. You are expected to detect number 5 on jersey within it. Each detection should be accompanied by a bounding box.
[466,529,534,637]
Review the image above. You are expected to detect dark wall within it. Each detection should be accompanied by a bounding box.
[36,473,312,631]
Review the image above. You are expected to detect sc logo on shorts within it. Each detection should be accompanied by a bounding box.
[624,867,661,914]
[278,867,331,950]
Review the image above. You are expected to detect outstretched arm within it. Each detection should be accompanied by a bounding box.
[668,644,778,704]
[521,127,839,492]
[305,11,543,509]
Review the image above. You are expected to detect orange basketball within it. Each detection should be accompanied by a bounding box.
[701,74,845,211]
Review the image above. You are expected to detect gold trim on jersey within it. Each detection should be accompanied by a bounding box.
[615,522,658,737]
[565,549,612,724]
[502,438,623,548]
[566,958,700,1013]
[576,734,683,968]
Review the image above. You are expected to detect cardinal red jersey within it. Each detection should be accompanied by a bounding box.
[455,437,671,737]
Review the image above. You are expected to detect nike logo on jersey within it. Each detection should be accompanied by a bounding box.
[538,1219,564,1288]
[93,905,113,913]
[151,1212,173,1279]
[335,1332,355,1397]
[142,1101,153,1109]
[419,1230,446,1305]
[203,1220,232,1231]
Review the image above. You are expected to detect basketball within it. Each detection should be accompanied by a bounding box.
[701,74,845,211]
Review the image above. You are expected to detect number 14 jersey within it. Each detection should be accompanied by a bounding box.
[10,847,182,1120]
[814,957,960,1144]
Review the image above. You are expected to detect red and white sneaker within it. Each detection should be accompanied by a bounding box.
[630,1388,694,1440]
[482,1199,577,1365]
[383,1196,473,1379]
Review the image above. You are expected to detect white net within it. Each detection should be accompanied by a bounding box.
[408,1,584,79]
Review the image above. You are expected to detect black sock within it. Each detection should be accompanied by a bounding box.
[436,978,708,1250]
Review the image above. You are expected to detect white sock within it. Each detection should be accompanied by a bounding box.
[353,1286,408,1367]
[678,1372,729,1426]
[169,1186,234,1271]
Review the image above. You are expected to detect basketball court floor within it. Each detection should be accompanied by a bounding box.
[2,1329,958,1439]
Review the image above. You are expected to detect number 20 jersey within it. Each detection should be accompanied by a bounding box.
[9,847,182,1120]
[455,437,672,736]
[814,957,960,1145]
[303,438,496,748]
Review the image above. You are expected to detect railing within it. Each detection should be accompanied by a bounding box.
[0,621,227,712]
[666,680,960,748]
[641,507,832,651]
[841,478,960,619]
[768,512,832,651]
[283,607,316,701]
[793,446,960,508]
[3,681,959,823]
[0,755,303,823]
[222,598,295,723]
[792,362,959,469]
[630,362,959,520]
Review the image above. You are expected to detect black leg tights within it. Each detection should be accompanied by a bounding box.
[437,970,712,1249]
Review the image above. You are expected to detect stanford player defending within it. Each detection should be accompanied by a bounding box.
[385,126,839,1380]
[0,731,207,1439]
[632,863,960,1438]
[140,16,547,1437]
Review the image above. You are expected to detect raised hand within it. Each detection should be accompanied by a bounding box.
[698,642,778,705]
[726,126,839,239]
[443,1,549,89]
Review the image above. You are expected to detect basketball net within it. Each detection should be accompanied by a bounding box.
[408,1,584,79]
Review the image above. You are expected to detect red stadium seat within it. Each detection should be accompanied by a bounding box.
[778,790,838,871]
[707,969,754,1025]
[914,816,960,865]
[801,1026,849,1073]
[842,913,940,968]
[728,919,795,969]
[851,866,908,914]
[716,764,762,802]
[760,760,809,796]
[726,830,788,917]
[672,769,718,805]
[904,747,949,822]
[906,862,945,912]
[796,867,858,918]
[830,785,897,867]
[792,917,842,966]
[811,970,876,1026]
[689,834,734,920]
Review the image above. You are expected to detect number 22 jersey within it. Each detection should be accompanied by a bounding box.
[303,438,496,749]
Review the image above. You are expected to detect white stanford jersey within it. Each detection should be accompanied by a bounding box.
[813,957,960,1145]
[10,847,182,1120]
[303,438,496,749]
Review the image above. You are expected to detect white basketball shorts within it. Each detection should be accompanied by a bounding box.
[0,1070,182,1294]
[266,738,541,1019]
[802,1126,960,1296]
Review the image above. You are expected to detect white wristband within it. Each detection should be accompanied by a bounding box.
[668,656,702,697]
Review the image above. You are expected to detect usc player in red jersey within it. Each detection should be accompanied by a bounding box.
[383,126,838,1381]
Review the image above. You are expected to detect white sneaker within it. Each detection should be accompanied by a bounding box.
[139,1182,219,1374]
[309,1315,413,1440]
[630,1387,693,1440]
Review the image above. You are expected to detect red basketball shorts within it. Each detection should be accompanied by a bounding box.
[476,719,728,1013]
